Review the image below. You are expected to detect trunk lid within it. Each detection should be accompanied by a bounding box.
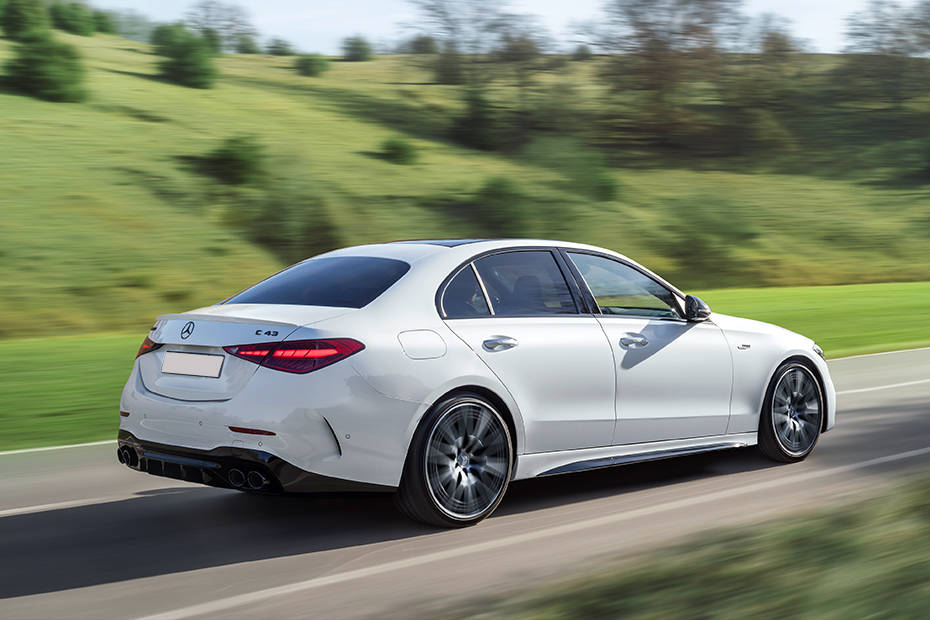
[139,304,352,401]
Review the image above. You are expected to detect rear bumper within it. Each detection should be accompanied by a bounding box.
[117,430,394,494]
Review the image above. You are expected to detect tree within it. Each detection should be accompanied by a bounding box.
[571,44,593,61]
[410,34,438,54]
[266,37,294,55]
[1,0,49,41]
[110,9,153,42]
[434,41,465,84]
[202,27,222,54]
[4,32,86,101]
[342,35,372,61]
[598,0,745,139]
[234,34,258,53]
[93,10,115,34]
[840,0,920,106]
[158,29,218,88]
[185,0,256,51]
[50,2,94,36]
[150,23,188,56]
[294,54,329,77]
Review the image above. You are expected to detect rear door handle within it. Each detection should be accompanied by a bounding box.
[620,335,648,348]
[483,336,518,352]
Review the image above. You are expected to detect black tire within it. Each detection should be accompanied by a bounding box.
[758,360,824,463]
[395,392,513,528]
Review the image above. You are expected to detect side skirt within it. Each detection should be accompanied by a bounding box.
[513,432,758,480]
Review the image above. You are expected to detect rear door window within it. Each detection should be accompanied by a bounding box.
[473,251,577,316]
[225,256,410,308]
[441,266,491,318]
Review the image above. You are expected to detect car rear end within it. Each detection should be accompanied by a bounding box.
[116,253,429,493]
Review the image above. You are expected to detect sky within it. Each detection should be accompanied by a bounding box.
[96,0,912,55]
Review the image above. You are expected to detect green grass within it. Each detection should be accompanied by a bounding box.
[696,281,930,358]
[0,282,926,451]
[1,34,930,338]
[0,333,138,450]
[463,475,930,619]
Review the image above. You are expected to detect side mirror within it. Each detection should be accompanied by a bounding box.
[684,295,712,322]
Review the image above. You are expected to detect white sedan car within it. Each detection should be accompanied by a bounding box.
[118,239,835,527]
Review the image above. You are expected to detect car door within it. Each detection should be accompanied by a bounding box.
[564,251,733,445]
[439,249,617,453]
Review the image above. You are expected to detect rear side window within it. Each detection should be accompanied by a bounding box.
[441,266,491,318]
[474,251,577,316]
[225,257,410,308]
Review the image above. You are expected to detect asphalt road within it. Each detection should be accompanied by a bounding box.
[2,348,929,619]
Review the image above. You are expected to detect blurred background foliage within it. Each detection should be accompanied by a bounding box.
[0,0,928,341]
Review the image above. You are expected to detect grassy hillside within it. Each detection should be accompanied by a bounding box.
[1,33,929,339]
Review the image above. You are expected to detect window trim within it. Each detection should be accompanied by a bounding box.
[435,247,586,319]
[438,263,494,319]
[559,249,688,322]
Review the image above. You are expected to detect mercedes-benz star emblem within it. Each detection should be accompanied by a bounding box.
[180,321,195,340]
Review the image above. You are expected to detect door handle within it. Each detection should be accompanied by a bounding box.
[483,336,518,352]
[620,335,648,348]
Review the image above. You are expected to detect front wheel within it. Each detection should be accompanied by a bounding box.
[759,361,824,463]
[396,393,513,528]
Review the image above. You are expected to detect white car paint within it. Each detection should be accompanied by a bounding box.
[119,239,836,492]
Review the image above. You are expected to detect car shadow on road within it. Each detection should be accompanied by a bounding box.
[0,448,782,599]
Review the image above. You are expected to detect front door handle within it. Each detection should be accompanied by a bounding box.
[483,336,518,352]
[620,335,648,348]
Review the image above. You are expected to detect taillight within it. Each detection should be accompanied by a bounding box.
[224,338,364,374]
[137,336,163,358]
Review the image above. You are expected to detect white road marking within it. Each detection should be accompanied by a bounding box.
[0,439,116,457]
[829,345,930,361]
[137,444,930,620]
[0,497,121,518]
[837,378,930,395]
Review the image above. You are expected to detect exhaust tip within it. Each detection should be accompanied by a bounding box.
[118,447,137,467]
[247,470,268,490]
[228,468,246,488]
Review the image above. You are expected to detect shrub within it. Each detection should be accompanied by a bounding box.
[410,34,438,54]
[571,44,593,61]
[380,137,418,165]
[150,23,187,56]
[3,32,86,101]
[294,54,329,77]
[158,31,217,88]
[471,177,528,236]
[435,46,465,84]
[450,88,500,150]
[235,34,258,54]
[49,2,94,36]
[266,37,294,56]
[342,35,372,61]
[201,135,266,185]
[201,27,221,54]
[228,185,341,264]
[1,0,49,41]
[522,137,619,201]
[92,10,114,34]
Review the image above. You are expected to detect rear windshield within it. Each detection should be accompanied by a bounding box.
[224,257,410,308]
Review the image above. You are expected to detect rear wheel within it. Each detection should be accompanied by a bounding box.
[759,361,824,463]
[396,393,513,528]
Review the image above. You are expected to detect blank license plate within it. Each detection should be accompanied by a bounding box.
[161,352,224,378]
